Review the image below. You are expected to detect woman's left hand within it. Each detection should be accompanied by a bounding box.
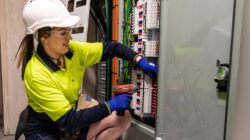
[137,57,158,79]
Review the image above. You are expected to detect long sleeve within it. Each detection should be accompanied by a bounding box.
[101,42,137,61]
[55,103,110,131]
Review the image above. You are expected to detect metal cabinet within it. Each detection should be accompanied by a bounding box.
[156,0,235,140]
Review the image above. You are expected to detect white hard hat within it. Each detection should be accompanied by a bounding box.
[23,0,80,35]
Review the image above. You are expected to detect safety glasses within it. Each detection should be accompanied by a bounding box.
[50,28,72,39]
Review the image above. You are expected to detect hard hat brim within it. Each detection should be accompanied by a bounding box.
[25,15,80,34]
[57,15,80,28]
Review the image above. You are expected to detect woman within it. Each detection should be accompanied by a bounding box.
[16,0,158,140]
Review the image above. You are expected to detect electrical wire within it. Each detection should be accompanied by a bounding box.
[122,0,133,84]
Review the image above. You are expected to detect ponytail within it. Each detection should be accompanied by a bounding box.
[16,27,52,79]
[15,35,34,80]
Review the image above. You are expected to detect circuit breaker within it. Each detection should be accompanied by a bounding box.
[124,0,160,128]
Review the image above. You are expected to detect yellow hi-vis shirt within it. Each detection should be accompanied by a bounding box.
[24,41,103,121]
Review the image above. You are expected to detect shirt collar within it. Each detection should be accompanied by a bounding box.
[36,44,74,72]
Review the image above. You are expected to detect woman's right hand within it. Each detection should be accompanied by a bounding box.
[107,94,132,112]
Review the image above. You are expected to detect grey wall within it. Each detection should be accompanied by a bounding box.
[0,0,27,135]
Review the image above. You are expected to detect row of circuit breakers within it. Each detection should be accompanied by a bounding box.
[129,0,160,125]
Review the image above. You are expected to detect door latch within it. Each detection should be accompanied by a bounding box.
[214,59,229,92]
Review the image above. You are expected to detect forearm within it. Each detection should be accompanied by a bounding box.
[101,42,138,61]
[56,103,110,130]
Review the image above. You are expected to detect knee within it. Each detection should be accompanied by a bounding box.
[123,110,132,128]
[115,110,132,128]
[123,110,132,124]
[108,110,131,126]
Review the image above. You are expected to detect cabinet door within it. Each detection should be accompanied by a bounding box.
[157,0,235,140]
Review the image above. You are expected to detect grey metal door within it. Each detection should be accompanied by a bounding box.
[157,0,235,140]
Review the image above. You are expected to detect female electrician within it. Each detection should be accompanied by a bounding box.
[16,0,158,140]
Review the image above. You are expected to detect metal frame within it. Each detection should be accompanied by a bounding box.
[226,0,245,140]
[155,0,168,138]
[118,0,124,43]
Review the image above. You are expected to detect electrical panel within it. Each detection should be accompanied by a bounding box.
[60,0,90,41]
[126,0,160,128]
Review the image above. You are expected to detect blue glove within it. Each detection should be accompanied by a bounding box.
[137,57,158,79]
[107,94,132,112]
